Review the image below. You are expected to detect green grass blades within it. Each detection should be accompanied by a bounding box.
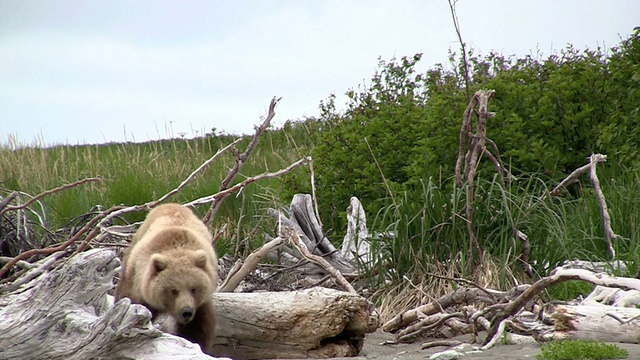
[537,340,628,360]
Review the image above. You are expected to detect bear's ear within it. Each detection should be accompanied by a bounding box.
[150,254,169,272]
[192,250,208,268]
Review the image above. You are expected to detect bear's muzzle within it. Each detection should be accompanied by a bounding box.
[180,306,195,323]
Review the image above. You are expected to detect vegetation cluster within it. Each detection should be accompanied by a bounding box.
[1,29,639,306]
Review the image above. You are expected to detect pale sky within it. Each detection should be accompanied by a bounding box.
[1,1,638,146]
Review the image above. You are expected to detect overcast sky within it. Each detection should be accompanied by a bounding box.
[1,1,638,147]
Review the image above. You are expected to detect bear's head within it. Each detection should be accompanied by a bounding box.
[142,249,214,324]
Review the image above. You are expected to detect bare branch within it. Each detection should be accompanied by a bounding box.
[218,236,287,292]
[0,256,35,270]
[589,153,617,259]
[0,191,19,213]
[156,137,242,204]
[0,205,124,278]
[0,177,101,218]
[448,0,471,101]
[203,96,281,225]
[421,339,463,350]
[186,156,312,208]
[547,155,607,198]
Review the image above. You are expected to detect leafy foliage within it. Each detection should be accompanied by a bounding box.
[314,30,640,227]
[312,29,640,265]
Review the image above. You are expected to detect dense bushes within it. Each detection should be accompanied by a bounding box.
[312,29,640,239]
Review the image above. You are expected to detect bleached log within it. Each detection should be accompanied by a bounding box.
[583,285,640,308]
[561,259,628,274]
[212,287,380,359]
[538,304,640,343]
[0,249,223,360]
[340,196,372,264]
[268,194,358,276]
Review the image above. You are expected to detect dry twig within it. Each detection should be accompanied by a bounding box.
[0,177,101,218]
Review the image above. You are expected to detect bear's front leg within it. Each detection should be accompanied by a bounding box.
[176,300,216,353]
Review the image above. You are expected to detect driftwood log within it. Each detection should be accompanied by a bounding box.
[536,304,640,343]
[212,287,379,359]
[0,248,379,360]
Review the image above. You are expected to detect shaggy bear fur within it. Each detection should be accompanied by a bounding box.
[116,203,218,352]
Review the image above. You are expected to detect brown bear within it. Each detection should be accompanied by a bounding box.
[116,203,218,352]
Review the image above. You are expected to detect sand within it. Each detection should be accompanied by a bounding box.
[359,330,640,360]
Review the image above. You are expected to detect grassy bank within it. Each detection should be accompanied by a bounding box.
[0,124,316,255]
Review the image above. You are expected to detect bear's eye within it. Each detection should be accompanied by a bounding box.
[191,288,197,295]
[171,289,179,296]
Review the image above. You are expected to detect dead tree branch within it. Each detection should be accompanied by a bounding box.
[0,177,101,218]
[589,154,617,259]
[203,96,281,225]
[186,156,311,208]
[448,0,471,101]
[156,137,242,204]
[218,236,286,292]
[547,155,607,198]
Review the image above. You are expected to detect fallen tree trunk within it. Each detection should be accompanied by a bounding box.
[212,287,379,359]
[0,248,379,360]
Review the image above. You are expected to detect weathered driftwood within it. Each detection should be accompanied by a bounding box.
[212,286,379,359]
[0,249,222,360]
[0,248,379,360]
[537,304,640,343]
[382,286,529,333]
[340,197,372,264]
[266,194,361,276]
[384,265,640,351]
[583,285,640,308]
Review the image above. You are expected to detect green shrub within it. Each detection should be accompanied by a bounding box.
[537,340,628,360]
[313,29,640,242]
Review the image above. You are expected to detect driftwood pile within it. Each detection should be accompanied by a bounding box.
[383,264,640,352]
[0,193,378,360]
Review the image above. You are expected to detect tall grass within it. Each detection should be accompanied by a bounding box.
[0,125,315,254]
[365,165,640,318]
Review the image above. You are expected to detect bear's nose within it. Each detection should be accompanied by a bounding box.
[180,306,195,322]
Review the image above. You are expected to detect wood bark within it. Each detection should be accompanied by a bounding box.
[0,248,378,360]
[212,287,379,359]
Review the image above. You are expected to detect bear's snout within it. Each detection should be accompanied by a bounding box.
[180,306,195,323]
